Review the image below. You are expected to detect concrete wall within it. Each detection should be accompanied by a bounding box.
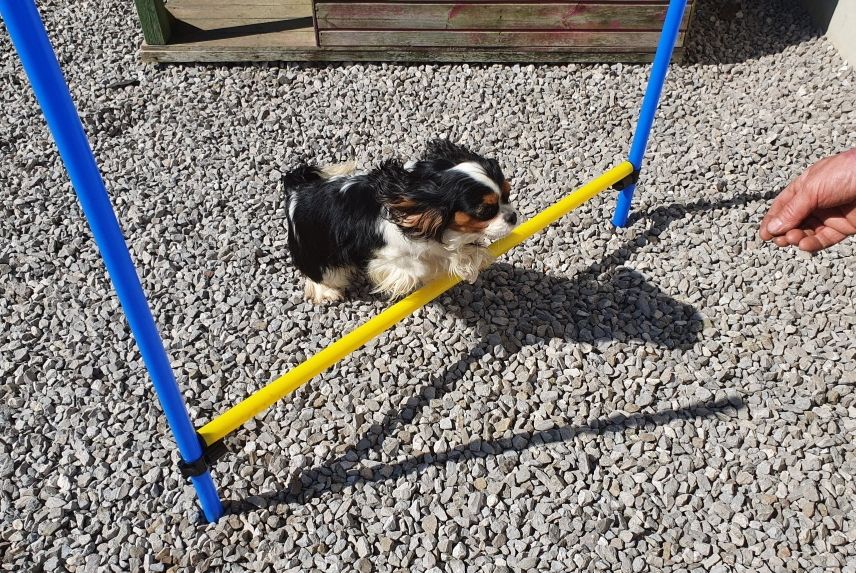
[802,0,855,65]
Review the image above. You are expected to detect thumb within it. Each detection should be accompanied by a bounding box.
[766,183,817,235]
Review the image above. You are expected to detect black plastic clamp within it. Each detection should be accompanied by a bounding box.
[612,170,640,191]
[178,435,228,480]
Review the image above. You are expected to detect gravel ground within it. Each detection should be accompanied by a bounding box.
[2,0,856,571]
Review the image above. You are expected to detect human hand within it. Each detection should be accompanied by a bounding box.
[759,149,856,252]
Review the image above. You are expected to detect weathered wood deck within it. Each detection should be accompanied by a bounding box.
[139,0,694,64]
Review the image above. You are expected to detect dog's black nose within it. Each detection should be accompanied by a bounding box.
[504,212,518,225]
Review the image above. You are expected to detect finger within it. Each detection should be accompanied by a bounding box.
[786,215,826,246]
[802,214,824,229]
[766,180,818,237]
[785,228,807,245]
[760,184,800,240]
[796,216,825,238]
[773,236,790,247]
[816,211,856,237]
[765,183,799,217]
[798,226,848,252]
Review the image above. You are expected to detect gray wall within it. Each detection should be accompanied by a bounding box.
[802,0,855,65]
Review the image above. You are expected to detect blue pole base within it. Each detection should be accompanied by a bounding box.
[611,183,636,228]
[192,472,225,522]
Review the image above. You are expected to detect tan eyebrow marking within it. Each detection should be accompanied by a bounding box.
[501,181,511,202]
[451,212,489,233]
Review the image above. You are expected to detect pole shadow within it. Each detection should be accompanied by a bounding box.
[228,188,776,513]
[171,17,315,44]
[682,0,822,65]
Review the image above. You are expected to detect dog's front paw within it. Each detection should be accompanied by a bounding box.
[304,280,344,304]
[477,249,496,271]
[458,267,480,285]
[452,246,493,284]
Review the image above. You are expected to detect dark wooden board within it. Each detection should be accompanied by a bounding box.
[320,29,680,48]
[168,2,312,20]
[142,43,674,63]
[316,0,683,3]
[316,3,691,31]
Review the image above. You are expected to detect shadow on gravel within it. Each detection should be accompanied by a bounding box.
[342,395,744,490]
[231,189,775,513]
[682,0,822,66]
[233,396,744,514]
[449,262,701,351]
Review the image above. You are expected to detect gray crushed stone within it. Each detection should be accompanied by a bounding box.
[1,0,855,571]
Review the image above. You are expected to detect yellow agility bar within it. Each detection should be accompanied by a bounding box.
[198,161,634,445]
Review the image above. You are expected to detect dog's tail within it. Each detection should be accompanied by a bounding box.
[283,164,324,188]
[318,161,357,179]
[283,161,357,188]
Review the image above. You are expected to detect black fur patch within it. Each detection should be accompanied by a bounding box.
[284,165,386,282]
[413,139,506,187]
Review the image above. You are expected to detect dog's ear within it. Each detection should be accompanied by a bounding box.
[396,206,447,239]
[382,181,449,240]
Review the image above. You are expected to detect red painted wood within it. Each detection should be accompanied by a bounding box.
[319,29,682,48]
[316,3,692,31]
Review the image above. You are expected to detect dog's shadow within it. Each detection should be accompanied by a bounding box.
[448,261,700,352]
[227,190,774,513]
[345,255,699,354]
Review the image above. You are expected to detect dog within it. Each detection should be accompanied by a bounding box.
[283,139,517,303]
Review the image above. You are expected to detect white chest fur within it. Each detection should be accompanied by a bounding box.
[367,220,492,298]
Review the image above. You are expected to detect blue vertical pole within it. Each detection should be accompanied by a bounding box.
[0,0,224,522]
[612,0,689,227]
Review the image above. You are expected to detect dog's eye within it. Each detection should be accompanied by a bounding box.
[478,204,499,220]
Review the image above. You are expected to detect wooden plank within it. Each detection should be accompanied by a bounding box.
[171,18,313,33]
[314,0,685,3]
[168,3,312,19]
[135,0,174,45]
[142,43,676,63]
[315,3,691,31]
[163,0,315,44]
[319,29,680,48]
[169,0,310,6]
[169,26,317,47]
